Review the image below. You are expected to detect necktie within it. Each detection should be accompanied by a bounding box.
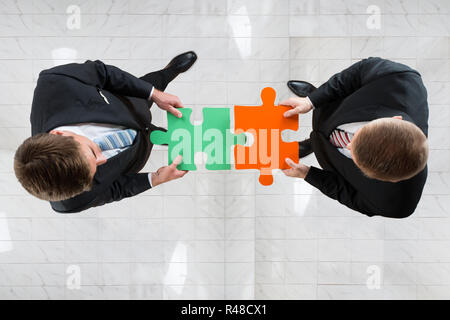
[93,129,137,158]
[330,128,353,148]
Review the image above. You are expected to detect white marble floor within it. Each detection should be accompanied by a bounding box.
[0,0,449,299]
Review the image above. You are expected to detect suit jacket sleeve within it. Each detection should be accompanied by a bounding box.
[308,57,417,107]
[40,60,152,99]
[100,173,152,204]
[305,166,381,217]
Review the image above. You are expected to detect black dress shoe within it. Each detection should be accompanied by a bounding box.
[164,51,197,74]
[298,139,313,158]
[287,80,316,97]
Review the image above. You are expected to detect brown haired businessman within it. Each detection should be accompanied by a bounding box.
[14,52,197,213]
[281,57,429,219]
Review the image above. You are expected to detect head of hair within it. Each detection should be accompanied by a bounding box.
[351,118,428,182]
[14,133,93,201]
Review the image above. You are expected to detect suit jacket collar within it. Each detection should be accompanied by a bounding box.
[324,104,414,137]
[43,113,141,134]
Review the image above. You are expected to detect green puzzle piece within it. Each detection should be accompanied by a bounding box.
[150,108,246,171]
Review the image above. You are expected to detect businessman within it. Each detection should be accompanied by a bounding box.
[281,57,429,218]
[14,51,197,213]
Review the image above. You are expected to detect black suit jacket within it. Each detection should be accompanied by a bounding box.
[305,57,429,218]
[31,60,158,213]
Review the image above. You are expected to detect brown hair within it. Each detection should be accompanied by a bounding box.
[14,133,93,201]
[352,118,429,182]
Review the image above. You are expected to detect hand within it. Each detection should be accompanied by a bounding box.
[152,88,184,118]
[280,97,313,118]
[282,158,310,179]
[151,155,188,187]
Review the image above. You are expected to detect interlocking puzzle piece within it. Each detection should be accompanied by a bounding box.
[234,87,299,186]
[150,108,246,171]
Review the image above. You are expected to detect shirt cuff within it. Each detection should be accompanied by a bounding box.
[148,86,155,101]
[306,96,315,110]
[148,173,153,188]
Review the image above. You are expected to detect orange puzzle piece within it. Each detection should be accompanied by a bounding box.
[234,87,299,186]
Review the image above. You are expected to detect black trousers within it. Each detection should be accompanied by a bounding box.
[139,68,171,96]
[138,68,171,134]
